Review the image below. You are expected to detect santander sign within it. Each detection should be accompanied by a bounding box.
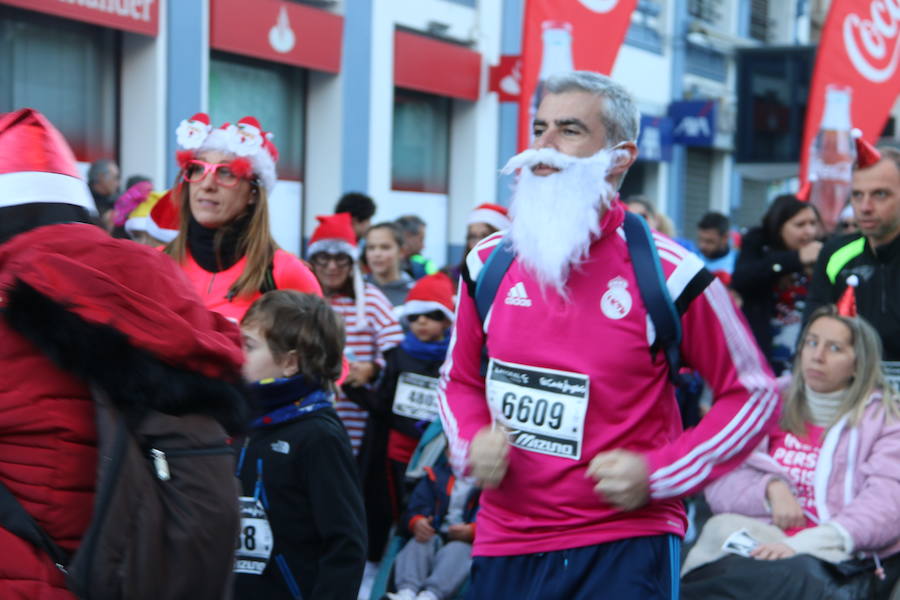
[844,0,900,83]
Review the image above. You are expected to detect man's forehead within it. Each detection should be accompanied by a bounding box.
[536,91,605,119]
[853,158,900,188]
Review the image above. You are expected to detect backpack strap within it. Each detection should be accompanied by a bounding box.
[0,479,70,571]
[622,211,683,384]
[473,237,515,376]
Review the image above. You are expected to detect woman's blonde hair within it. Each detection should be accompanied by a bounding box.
[781,305,900,435]
[164,176,278,300]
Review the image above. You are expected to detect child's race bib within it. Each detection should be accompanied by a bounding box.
[393,372,441,422]
[234,496,274,575]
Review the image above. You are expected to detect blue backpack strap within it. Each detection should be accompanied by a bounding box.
[473,236,515,376]
[621,211,683,384]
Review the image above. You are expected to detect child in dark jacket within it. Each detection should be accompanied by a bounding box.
[387,458,480,600]
[234,290,366,600]
[377,273,456,511]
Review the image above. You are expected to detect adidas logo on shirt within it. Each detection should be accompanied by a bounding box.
[505,282,532,307]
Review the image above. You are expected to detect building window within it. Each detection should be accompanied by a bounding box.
[749,0,771,42]
[209,52,306,181]
[0,6,118,162]
[391,89,450,194]
[625,0,664,54]
[688,0,724,25]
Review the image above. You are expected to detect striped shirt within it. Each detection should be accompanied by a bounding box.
[330,284,403,454]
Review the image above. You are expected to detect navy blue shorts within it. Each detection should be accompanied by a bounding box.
[466,534,681,600]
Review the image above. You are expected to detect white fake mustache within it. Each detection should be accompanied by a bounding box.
[500,146,630,176]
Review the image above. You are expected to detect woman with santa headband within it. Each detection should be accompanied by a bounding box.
[162,113,321,321]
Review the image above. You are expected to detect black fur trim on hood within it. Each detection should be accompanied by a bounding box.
[3,280,249,433]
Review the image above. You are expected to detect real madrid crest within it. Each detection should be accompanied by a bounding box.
[601,276,632,320]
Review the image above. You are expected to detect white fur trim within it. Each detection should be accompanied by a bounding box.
[467,208,511,232]
[0,171,96,214]
[402,299,454,322]
[145,214,179,243]
[307,239,359,260]
[813,414,847,523]
[181,124,278,191]
[124,215,148,234]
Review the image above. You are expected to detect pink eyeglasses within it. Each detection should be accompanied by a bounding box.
[182,160,248,188]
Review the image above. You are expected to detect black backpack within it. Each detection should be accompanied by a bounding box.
[0,387,241,600]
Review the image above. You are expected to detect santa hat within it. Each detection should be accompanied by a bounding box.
[308,213,366,323]
[145,189,180,243]
[467,203,511,232]
[307,212,359,259]
[125,189,167,237]
[0,108,96,214]
[403,272,456,322]
[837,274,859,317]
[175,112,279,191]
[854,134,882,169]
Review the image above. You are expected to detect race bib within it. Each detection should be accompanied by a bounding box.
[486,358,589,460]
[393,372,441,422]
[234,496,274,575]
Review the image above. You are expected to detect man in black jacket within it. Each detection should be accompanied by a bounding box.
[805,147,900,387]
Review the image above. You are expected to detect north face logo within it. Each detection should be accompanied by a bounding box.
[505,282,532,307]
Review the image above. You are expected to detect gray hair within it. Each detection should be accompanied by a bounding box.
[395,214,426,236]
[87,158,117,186]
[543,71,640,145]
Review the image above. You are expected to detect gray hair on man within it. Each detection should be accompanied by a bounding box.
[543,71,641,146]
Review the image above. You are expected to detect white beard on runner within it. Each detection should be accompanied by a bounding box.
[500,147,623,297]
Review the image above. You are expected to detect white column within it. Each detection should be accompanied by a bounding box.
[120,1,168,191]
[304,70,344,237]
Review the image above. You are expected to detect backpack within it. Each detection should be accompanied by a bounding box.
[472,211,684,384]
[0,388,240,600]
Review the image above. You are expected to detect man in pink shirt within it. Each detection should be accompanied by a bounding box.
[439,71,779,598]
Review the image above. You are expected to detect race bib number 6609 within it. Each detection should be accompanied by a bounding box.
[485,358,589,460]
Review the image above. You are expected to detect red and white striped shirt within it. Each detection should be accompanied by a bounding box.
[330,283,403,454]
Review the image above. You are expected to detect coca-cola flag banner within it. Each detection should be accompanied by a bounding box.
[517,0,637,150]
[799,0,900,186]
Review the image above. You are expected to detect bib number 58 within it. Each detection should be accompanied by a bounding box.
[500,391,564,429]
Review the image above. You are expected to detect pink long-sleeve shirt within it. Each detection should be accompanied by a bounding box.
[439,202,779,556]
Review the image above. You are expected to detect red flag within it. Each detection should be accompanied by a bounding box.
[799,0,900,186]
[517,0,637,151]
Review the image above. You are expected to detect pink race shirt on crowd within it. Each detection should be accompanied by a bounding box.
[439,202,779,557]
[768,424,825,534]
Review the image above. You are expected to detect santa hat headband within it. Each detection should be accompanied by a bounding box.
[403,272,456,322]
[175,113,279,191]
[467,203,511,232]
[0,108,96,214]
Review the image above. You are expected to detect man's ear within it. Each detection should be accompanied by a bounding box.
[280,350,300,377]
[609,141,638,179]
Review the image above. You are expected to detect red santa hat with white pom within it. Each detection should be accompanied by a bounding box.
[175,112,279,191]
[0,108,96,214]
[466,203,511,232]
[307,213,366,324]
[403,272,456,322]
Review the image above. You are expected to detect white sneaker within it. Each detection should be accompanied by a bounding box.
[416,591,439,600]
[385,590,417,600]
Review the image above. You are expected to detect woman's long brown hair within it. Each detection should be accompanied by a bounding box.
[164,177,278,300]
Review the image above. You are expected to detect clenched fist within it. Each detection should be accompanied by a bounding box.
[586,449,650,511]
[468,427,510,488]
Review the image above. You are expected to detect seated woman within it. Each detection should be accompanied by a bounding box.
[681,305,900,599]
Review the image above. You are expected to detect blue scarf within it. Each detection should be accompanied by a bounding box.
[400,331,450,362]
[249,375,332,428]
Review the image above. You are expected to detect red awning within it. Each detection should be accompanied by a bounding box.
[210,0,343,73]
[1,0,159,36]
[394,30,481,101]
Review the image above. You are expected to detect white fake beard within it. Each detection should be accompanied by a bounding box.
[501,147,620,297]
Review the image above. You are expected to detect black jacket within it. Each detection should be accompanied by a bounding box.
[731,227,808,371]
[234,407,366,600]
[376,345,445,442]
[805,232,900,362]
